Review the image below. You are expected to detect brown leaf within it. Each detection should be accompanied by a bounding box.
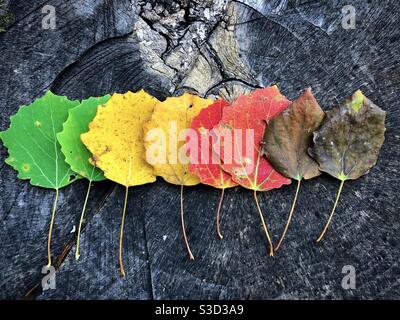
[261,88,325,251]
[262,88,325,181]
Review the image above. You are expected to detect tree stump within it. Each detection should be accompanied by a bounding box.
[0,0,399,299]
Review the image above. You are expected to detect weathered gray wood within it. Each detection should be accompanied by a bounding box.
[1,0,399,299]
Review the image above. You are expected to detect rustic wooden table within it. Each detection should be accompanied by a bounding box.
[0,0,399,299]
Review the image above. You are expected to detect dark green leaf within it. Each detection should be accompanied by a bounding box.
[309,90,386,181]
[309,90,386,242]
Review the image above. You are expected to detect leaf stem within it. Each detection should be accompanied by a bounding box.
[180,184,195,260]
[316,180,345,242]
[253,190,274,257]
[47,188,59,267]
[75,180,92,260]
[216,188,225,239]
[119,186,129,278]
[275,179,301,252]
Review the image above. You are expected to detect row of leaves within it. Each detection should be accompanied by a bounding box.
[0,87,386,277]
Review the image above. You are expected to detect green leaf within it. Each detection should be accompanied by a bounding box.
[57,95,110,181]
[56,94,110,260]
[0,91,81,188]
[0,91,81,267]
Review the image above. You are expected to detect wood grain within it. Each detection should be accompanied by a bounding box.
[0,0,399,299]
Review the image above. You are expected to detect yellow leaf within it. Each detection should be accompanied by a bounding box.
[81,90,159,187]
[143,93,213,261]
[81,90,160,277]
[144,93,213,186]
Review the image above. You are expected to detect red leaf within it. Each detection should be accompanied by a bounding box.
[188,99,237,189]
[214,86,292,191]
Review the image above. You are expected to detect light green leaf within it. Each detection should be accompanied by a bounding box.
[0,90,81,267]
[56,94,110,260]
[0,91,81,189]
[57,95,110,182]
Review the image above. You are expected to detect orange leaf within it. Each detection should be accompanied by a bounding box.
[214,85,291,191]
[188,99,237,189]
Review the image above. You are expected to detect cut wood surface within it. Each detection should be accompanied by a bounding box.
[0,0,399,299]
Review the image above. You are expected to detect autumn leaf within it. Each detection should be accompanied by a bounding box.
[0,91,80,267]
[262,88,324,181]
[213,86,291,256]
[57,95,111,260]
[144,93,214,186]
[261,88,325,251]
[188,99,237,239]
[81,90,159,277]
[144,93,213,259]
[82,91,158,187]
[309,90,386,242]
